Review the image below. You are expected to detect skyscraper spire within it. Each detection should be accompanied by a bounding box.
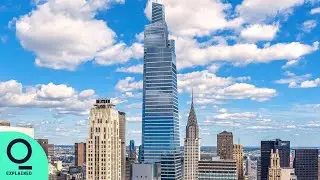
[184,91,200,180]
[191,88,194,105]
[186,91,198,138]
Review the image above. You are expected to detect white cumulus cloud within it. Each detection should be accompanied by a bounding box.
[301,20,317,32]
[240,24,279,42]
[175,36,318,69]
[115,77,143,92]
[236,0,306,23]
[15,0,142,70]
[276,71,320,88]
[116,64,143,74]
[0,80,98,116]
[310,7,320,14]
[178,70,277,104]
[145,0,243,37]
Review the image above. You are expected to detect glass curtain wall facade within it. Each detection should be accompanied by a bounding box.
[142,2,181,180]
[260,139,290,180]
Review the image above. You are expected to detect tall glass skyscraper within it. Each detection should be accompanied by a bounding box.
[142,2,181,180]
[260,139,290,180]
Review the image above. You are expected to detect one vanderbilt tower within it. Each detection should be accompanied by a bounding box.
[142,2,182,179]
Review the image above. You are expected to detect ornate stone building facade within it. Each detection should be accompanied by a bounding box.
[268,149,281,180]
[234,144,244,180]
[86,99,122,180]
[183,94,200,180]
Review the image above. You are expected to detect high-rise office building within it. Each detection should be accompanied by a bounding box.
[75,142,86,167]
[138,145,143,163]
[37,138,54,162]
[257,157,261,180]
[198,159,237,180]
[126,140,137,180]
[294,149,319,180]
[119,111,126,180]
[86,99,122,180]
[217,131,234,160]
[245,157,257,180]
[125,157,136,180]
[47,143,54,162]
[129,140,136,159]
[233,144,244,180]
[318,157,320,180]
[261,139,290,180]
[183,94,200,180]
[37,139,49,155]
[268,149,297,180]
[142,2,181,179]
[268,149,281,180]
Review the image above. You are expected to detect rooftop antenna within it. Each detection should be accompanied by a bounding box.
[154,0,163,4]
[191,88,194,105]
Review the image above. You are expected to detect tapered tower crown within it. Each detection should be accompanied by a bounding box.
[186,92,199,138]
[152,2,165,23]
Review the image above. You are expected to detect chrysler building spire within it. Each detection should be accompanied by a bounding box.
[184,92,200,179]
[186,91,199,138]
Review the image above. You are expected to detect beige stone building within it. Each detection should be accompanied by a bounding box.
[233,144,244,180]
[119,111,126,180]
[183,95,200,180]
[280,168,297,180]
[86,99,123,180]
[268,149,281,180]
[268,149,297,180]
[217,131,234,160]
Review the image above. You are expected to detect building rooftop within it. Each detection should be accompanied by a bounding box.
[0,120,10,126]
[93,99,115,108]
[218,131,233,135]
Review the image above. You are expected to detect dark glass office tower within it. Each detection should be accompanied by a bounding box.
[142,2,181,180]
[294,149,319,180]
[129,140,136,159]
[260,139,290,180]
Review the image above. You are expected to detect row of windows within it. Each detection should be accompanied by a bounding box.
[145,64,172,69]
[144,95,178,101]
[142,133,180,137]
[143,111,178,116]
[144,95,178,100]
[145,79,173,84]
[145,82,177,87]
[143,115,179,119]
[144,105,178,110]
[142,136,179,140]
[144,100,178,105]
[145,47,173,54]
[145,86,177,91]
[145,71,172,76]
[144,93,176,98]
[145,70,177,76]
[144,95,177,100]
[144,84,175,89]
[145,89,177,94]
[145,76,175,80]
[145,28,167,35]
[145,54,173,60]
[143,153,181,158]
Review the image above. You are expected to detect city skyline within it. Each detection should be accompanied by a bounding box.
[0,0,320,147]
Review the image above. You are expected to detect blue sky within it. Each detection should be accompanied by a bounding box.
[0,0,320,146]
